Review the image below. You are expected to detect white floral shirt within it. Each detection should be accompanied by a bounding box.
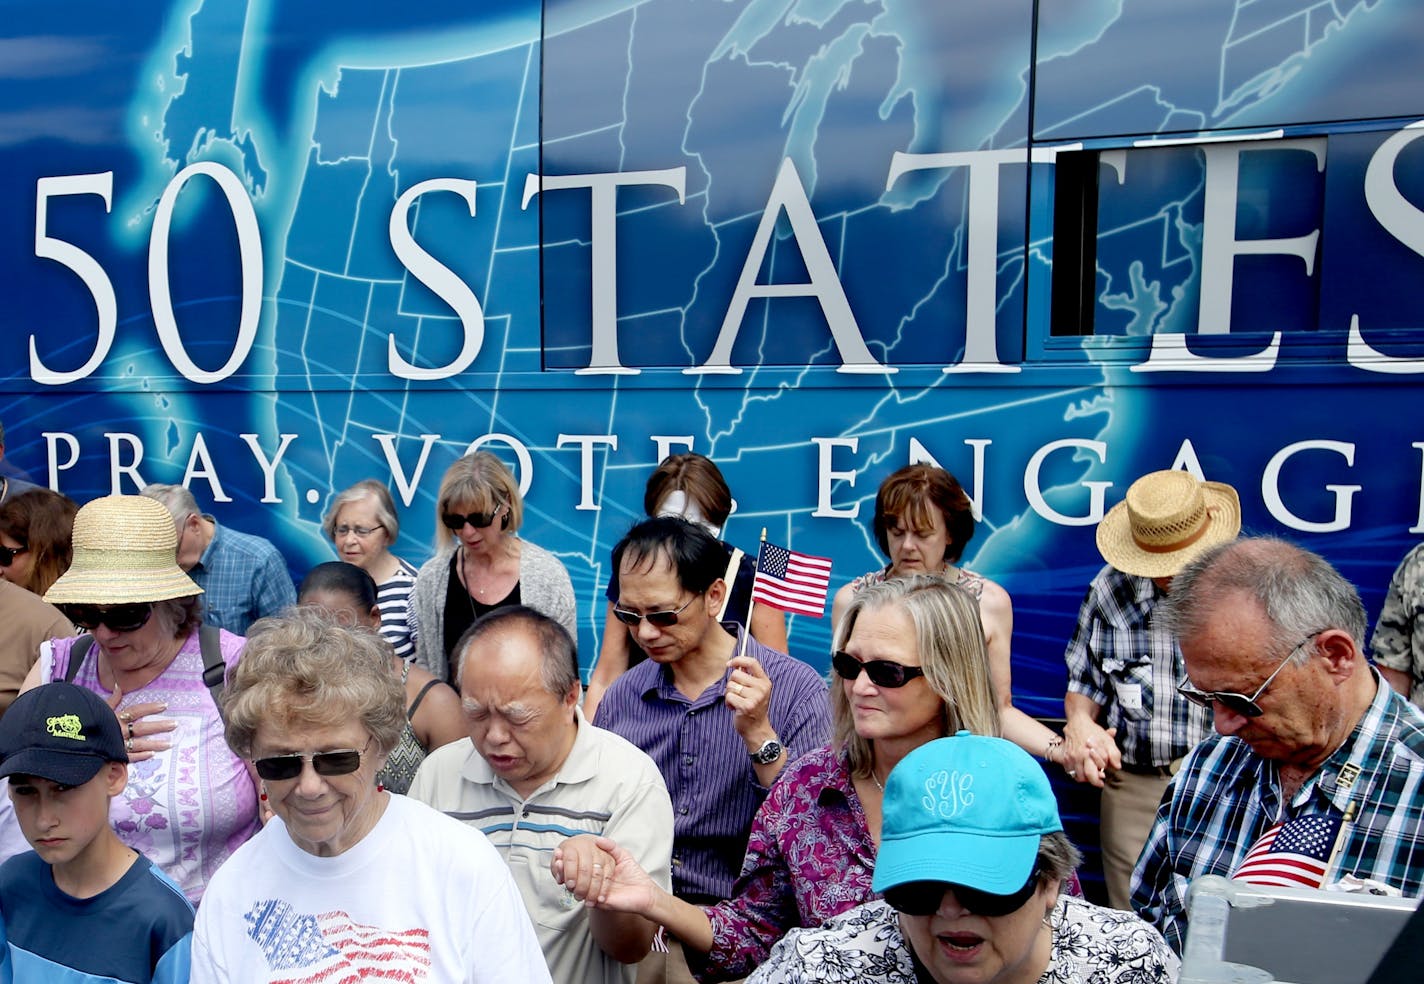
[747,896,1179,984]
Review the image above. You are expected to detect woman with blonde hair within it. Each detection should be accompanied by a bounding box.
[0,489,78,597]
[558,576,1002,981]
[410,451,576,685]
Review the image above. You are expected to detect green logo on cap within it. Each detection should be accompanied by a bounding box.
[46,714,86,742]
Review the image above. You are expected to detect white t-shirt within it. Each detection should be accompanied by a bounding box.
[191,792,551,983]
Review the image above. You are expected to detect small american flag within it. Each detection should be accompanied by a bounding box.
[245,900,433,982]
[1231,813,1345,889]
[751,541,832,618]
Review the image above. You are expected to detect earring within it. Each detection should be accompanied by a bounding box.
[259,783,268,803]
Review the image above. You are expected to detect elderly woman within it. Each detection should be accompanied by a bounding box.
[297,561,465,794]
[323,479,420,661]
[27,494,259,904]
[559,576,1003,981]
[747,735,1178,984]
[830,464,1096,780]
[584,453,787,718]
[411,451,576,685]
[190,608,550,983]
[0,489,78,596]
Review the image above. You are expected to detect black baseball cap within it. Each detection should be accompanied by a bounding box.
[0,682,129,786]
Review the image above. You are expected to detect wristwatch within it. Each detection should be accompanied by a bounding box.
[749,737,784,765]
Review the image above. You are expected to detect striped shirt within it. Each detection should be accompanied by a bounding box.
[376,556,420,662]
[593,628,832,902]
[1132,673,1424,953]
[1064,566,1210,767]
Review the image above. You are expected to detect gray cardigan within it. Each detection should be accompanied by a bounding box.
[411,538,578,680]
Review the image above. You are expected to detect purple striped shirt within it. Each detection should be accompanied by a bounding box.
[593,628,831,901]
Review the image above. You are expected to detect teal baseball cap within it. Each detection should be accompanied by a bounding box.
[872,732,1063,896]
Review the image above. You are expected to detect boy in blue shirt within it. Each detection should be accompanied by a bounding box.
[0,682,192,983]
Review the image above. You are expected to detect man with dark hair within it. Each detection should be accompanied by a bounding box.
[1132,537,1424,954]
[409,606,673,984]
[594,517,830,983]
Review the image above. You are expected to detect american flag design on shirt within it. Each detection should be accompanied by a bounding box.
[245,899,432,982]
[1231,813,1344,889]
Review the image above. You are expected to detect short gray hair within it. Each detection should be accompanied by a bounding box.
[141,483,200,525]
[453,605,579,697]
[323,480,401,542]
[1162,537,1367,662]
[1036,832,1083,892]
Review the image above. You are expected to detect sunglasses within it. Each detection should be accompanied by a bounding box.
[0,544,28,566]
[831,650,925,689]
[441,506,503,531]
[60,603,155,633]
[612,595,698,628]
[253,746,367,782]
[885,871,1040,918]
[1176,629,1326,719]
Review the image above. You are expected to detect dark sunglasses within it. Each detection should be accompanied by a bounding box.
[0,544,28,566]
[612,595,698,628]
[885,871,1039,918]
[1176,629,1325,719]
[60,603,155,633]
[441,506,503,531]
[253,747,366,782]
[831,650,925,689]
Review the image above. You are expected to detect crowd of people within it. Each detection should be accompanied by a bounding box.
[0,429,1422,983]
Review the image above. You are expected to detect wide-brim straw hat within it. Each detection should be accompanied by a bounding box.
[1096,470,1241,579]
[43,494,203,605]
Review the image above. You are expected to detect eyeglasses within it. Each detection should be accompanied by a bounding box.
[612,595,699,628]
[0,544,28,566]
[253,743,370,782]
[60,603,155,634]
[1176,629,1327,718]
[441,506,503,531]
[831,650,926,689]
[333,524,384,538]
[885,871,1040,918]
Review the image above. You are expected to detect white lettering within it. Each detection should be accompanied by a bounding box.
[812,437,860,518]
[1351,121,1424,373]
[42,432,80,490]
[1414,442,1424,534]
[1168,439,1206,479]
[388,179,486,380]
[908,437,990,522]
[651,436,695,463]
[240,434,295,504]
[374,434,441,507]
[104,432,145,494]
[1024,440,1110,526]
[467,434,534,498]
[693,158,891,375]
[557,434,618,510]
[523,170,687,375]
[1262,440,1360,532]
[30,173,116,386]
[182,433,232,502]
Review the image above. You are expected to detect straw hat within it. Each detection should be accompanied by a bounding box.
[1096,470,1241,579]
[43,494,203,605]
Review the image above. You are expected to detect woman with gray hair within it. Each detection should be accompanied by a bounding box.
[323,479,420,661]
[559,576,1003,981]
[411,451,576,685]
[26,494,259,904]
[191,607,551,983]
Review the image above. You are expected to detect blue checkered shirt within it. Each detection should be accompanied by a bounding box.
[189,517,296,634]
[1064,566,1210,767]
[1132,673,1424,953]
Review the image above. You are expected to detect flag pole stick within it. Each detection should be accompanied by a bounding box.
[734,529,764,663]
[1322,800,1357,885]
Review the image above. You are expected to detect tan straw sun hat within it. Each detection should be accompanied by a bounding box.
[1096,470,1241,579]
[43,494,202,605]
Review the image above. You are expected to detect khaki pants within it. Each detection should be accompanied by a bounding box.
[1101,766,1173,910]
[636,939,746,984]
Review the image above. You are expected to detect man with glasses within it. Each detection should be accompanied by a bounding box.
[594,516,830,984]
[141,483,295,633]
[1131,537,1424,954]
[1060,470,1236,909]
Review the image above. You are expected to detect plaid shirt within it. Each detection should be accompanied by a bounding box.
[189,517,296,634]
[1064,566,1210,767]
[1372,541,1424,706]
[1132,673,1424,954]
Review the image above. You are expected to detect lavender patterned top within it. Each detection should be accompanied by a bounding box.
[699,745,875,982]
[43,630,261,904]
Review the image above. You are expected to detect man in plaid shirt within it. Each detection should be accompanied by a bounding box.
[1062,471,1234,909]
[1131,537,1424,954]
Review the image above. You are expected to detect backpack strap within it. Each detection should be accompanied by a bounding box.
[197,623,226,713]
[62,635,96,683]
